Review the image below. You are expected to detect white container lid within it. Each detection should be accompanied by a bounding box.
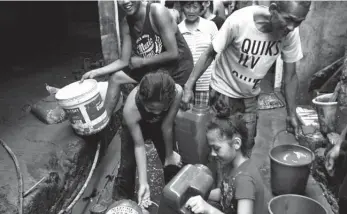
[55,79,97,101]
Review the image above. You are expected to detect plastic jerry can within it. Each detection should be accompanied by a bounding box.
[175,105,212,165]
[105,200,143,214]
[161,164,214,214]
[90,204,108,214]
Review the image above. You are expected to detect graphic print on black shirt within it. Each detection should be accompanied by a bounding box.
[135,34,163,58]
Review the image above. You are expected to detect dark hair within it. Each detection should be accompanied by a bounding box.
[208,1,213,12]
[271,1,311,12]
[207,116,248,156]
[201,1,213,13]
[165,1,176,9]
[138,70,176,106]
[180,1,204,10]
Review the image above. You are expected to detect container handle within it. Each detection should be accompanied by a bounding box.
[272,129,290,147]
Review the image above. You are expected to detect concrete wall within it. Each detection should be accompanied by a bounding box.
[297,1,347,104]
[0,2,99,65]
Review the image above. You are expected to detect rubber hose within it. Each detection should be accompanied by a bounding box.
[0,138,23,214]
[58,141,101,214]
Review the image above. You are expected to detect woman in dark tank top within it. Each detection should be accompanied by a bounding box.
[113,71,183,208]
[126,2,193,86]
[81,1,193,121]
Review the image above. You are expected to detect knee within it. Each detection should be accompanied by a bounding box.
[109,72,123,86]
[339,197,347,213]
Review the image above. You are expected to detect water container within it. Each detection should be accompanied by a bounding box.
[175,105,212,165]
[268,194,327,214]
[312,93,338,135]
[269,144,315,196]
[90,204,108,214]
[106,199,143,214]
[160,164,214,214]
[56,79,110,136]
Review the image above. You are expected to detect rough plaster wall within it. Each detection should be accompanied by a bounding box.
[298,1,347,104]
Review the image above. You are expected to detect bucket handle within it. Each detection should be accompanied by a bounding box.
[272,129,291,147]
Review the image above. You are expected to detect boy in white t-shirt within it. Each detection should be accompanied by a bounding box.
[182,1,311,156]
[179,1,218,107]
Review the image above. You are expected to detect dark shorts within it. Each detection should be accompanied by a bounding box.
[209,88,258,151]
[207,88,259,186]
[123,67,147,83]
[123,62,192,87]
[340,174,347,213]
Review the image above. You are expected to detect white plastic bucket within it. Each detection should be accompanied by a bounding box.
[312,93,338,135]
[55,79,109,136]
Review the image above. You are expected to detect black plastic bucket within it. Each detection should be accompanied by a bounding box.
[269,144,315,195]
[268,194,327,214]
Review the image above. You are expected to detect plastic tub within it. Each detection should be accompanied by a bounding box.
[55,79,109,135]
[312,93,338,135]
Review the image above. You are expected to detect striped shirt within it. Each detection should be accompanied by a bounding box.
[179,17,218,91]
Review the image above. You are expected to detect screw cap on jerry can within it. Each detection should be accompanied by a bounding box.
[90,204,108,214]
[195,164,213,176]
[106,199,143,214]
[191,104,210,114]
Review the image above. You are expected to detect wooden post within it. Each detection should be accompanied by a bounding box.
[98,0,122,66]
[337,49,347,106]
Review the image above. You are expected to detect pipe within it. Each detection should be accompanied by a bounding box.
[23,176,47,198]
[58,141,101,214]
[0,139,23,214]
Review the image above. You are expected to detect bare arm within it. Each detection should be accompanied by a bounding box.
[207,205,224,214]
[208,188,222,202]
[237,199,254,214]
[185,44,217,90]
[213,0,226,20]
[161,84,183,158]
[123,90,148,185]
[95,19,132,77]
[141,4,179,66]
[283,62,298,117]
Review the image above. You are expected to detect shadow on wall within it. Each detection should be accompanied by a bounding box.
[297,1,347,105]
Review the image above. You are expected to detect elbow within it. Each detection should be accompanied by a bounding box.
[134,142,145,148]
[120,58,129,68]
[170,49,179,61]
[161,125,173,135]
[205,45,216,60]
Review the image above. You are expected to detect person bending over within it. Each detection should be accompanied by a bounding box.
[113,71,183,208]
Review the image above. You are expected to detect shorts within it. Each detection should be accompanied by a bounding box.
[209,88,259,153]
[194,90,210,107]
[123,64,191,87]
[123,67,146,83]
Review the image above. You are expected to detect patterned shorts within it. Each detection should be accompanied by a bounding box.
[194,90,210,107]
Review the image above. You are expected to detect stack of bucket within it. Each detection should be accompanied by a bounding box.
[268,144,327,214]
[312,93,338,135]
[268,92,338,213]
